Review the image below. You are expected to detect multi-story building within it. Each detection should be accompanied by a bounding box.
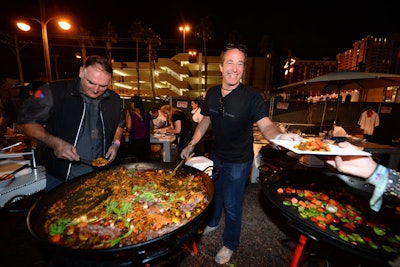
[284,58,337,84]
[111,33,400,102]
[336,34,400,102]
[336,35,393,73]
[282,33,400,102]
[111,52,273,99]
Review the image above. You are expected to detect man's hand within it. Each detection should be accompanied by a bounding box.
[105,145,119,163]
[180,144,194,160]
[53,139,80,161]
[279,133,302,141]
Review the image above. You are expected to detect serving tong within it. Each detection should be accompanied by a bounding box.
[1,142,22,152]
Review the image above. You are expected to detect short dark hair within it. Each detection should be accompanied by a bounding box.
[192,99,200,105]
[220,43,247,64]
[130,95,143,105]
[224,43,247,53]
[83,55,113,76]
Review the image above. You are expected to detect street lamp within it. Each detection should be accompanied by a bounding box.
[179,25,190,53]
[16,9,70,82]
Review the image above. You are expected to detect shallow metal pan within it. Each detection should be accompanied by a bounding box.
[27,162,214,266]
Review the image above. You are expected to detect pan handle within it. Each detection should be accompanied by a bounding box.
[203,165,220,180]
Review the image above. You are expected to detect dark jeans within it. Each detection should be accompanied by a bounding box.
[208,156,253,251]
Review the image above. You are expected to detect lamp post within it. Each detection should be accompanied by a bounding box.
[179,25,190,53]
[16,2,70,82]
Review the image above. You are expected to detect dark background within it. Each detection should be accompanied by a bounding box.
[1,0,399,85]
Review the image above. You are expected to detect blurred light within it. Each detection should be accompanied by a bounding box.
[179,25,190,53]
[16,22,31,31]
[16,17,71,81]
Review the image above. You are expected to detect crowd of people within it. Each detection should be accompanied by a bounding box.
[12,48,400,266]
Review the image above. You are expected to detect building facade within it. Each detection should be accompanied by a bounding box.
[111,53,273,99]
[282,33,400,102]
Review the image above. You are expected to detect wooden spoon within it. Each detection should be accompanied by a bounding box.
[170,158,186,177]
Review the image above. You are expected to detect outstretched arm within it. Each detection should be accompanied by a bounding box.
[16,123,80,161]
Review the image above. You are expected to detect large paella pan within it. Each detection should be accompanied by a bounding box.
[27,161,214,266]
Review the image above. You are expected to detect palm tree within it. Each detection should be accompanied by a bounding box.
[72,26,95,64]
[101,22,118,64]
[0,31,27,84]
[128,21,145,95]
[142,27,161,98]
[195,16,213,91]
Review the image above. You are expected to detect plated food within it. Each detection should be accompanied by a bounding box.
[270,139,371,156]
[294,138,331,152]
[44,167,210,249]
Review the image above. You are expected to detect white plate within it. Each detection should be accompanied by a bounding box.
[270,139,371,156]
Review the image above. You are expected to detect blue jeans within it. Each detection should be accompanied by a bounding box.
[208,156,252,251]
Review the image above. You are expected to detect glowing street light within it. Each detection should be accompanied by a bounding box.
[16,6,71,82]
[179,25,190,53]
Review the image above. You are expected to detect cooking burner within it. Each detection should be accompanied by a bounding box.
[258,148,400,266]
[259,167,399,266]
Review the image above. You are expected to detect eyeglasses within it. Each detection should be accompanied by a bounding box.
[225,43,247,52]
[219,97,224,116]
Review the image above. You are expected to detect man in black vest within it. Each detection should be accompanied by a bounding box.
[17,55,124,191]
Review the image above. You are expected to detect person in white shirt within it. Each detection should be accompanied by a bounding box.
[358,108,379,141]
[149,107,167,129]
[191,99,204,124]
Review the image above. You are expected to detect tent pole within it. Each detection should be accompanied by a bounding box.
[320,100,327,132]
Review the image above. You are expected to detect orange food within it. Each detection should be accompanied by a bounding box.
[294,138,331,152]
[92,157,108,167]
[44,167,210,249]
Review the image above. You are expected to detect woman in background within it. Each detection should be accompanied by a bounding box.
[125,96,152,161]
[160,105,193,160]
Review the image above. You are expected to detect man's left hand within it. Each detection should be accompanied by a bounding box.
[105,145,119,163]
[279,133,302,141]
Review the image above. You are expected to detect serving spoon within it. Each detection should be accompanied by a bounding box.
[169,158,187,177]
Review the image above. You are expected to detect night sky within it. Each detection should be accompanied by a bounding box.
[1,0,398,84]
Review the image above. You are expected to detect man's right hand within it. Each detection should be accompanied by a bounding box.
[180,145,194,160]
[53,138,80,161]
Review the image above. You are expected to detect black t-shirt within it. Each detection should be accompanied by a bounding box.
[202,83,268,162]
[172,109,193,153]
